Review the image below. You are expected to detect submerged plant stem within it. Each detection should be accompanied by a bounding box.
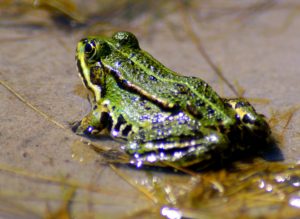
[0,78,66,130]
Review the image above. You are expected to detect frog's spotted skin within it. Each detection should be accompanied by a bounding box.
[73,31,272,167]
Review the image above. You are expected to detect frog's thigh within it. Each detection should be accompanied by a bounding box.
[124,128,229,165]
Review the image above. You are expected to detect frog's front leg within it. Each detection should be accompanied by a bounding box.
[72,108,111,136]
[124,128,230,167]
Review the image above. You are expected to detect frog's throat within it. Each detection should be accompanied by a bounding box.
[77,53,101,102]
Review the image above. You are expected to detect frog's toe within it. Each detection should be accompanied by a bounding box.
[71,120,95,136]
[71,122,87,135]
[70,121,82,134]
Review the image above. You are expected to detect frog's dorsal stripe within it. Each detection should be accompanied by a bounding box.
[104,63,178,110]
[105,41,231,123]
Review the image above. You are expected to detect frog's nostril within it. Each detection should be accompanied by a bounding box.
[80,38,88,43]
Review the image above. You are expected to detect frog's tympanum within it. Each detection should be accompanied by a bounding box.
[73,31,272,167]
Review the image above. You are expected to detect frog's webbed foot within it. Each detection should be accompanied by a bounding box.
[124,131,230,168]
[71,120,98,136]
[72,110,103,136]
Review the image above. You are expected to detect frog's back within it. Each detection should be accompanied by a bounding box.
[74,31,272,168]
[104,39,233,126]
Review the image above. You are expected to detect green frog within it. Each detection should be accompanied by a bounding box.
[73,31,271,167]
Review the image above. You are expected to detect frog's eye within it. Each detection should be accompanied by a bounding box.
[112,31,140,49]
[84,43,93,53]
[84,40,96,58]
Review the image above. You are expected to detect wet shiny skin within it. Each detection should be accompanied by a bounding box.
[73,31,271,167]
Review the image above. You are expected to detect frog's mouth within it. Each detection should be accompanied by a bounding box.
[76,42,102,103]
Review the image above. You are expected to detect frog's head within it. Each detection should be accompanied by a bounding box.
[75,32,141,102]
[75,37,112,102]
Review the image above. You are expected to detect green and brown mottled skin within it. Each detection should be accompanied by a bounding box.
[73,31,272,167]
